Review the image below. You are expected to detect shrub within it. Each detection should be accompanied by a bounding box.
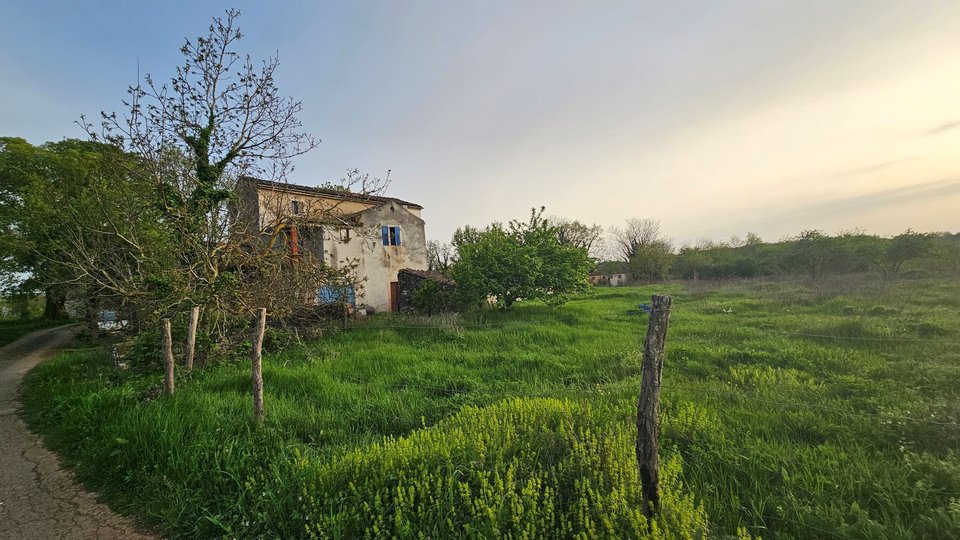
[297,397,710,538]
[411,280,457,315]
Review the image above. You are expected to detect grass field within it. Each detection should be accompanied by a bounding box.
[0,318,69,347]
[21,277,960,538]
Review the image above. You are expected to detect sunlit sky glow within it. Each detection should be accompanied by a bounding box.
[2,1,958,248]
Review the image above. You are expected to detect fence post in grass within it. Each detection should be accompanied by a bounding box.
[251,307,267,423]
[636,293,672,523]
[162,318,175,396]
[185,305,200,371]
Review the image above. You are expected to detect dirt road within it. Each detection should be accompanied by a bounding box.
[0,325,156,539]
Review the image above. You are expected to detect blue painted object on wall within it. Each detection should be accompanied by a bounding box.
[317,286,356,306]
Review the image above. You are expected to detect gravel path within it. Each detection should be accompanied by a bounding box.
[0,325,157,539]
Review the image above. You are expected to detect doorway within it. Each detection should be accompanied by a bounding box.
[389,281,399,312]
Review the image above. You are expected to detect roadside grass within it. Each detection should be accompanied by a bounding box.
[0,318,70,347]
[20,277,960,538]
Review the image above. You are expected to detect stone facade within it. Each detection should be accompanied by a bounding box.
[396,269,454,312]
[234,177,429,312]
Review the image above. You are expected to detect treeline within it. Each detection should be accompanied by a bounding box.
[428,217,960,303]
[669,230,960,281]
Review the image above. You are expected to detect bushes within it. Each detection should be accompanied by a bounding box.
[451,209,593,309]
[410,280,458,315]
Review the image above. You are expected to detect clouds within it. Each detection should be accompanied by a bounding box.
[924,121,960,137]
[773,177,960,223]
[2,1,959,244]
[842,159,916,177]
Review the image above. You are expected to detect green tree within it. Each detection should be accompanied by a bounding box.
[627,241,674,281]
[609,218,674,281]
[0,137,178,328]
[855,229,934,278]
[787,230,834,279]
[551,217,604,257]
[451,209,592,308]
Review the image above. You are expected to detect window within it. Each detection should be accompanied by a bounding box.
[381,225,402,246]
[290,200,302,216]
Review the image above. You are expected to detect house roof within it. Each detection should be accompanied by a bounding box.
[399,268,455,285]
[243,177,423,210]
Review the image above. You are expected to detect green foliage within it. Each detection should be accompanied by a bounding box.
[0,137,177,318]
[672,229,955,281]
[19,277,960,538]
[0,318,67,347]
[628,241,675,281]
[451,208,593,308]
[303,398,708,538]
[410,280,456,315]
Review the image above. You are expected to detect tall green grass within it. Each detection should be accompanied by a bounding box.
[21,277,960,538]
[0,318,68,347]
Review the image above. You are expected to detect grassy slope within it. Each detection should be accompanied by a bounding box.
[21,277,960,539]
[0,318,69,347]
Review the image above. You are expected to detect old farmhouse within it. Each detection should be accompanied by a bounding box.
[234,177,429,312]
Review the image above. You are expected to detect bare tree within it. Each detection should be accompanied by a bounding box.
[609,218,663,261]
[427,241,454,272]
[72,9,388,343]
[550,217,604,258]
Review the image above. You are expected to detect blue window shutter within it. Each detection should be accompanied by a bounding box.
[381,225,389,246]
[395,226,401,246]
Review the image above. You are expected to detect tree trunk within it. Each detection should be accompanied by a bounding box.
[41,287,67,320]
[251,308,266,423]
[84,293,100,340]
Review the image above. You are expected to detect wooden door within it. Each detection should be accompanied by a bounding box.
[390,281,399,312]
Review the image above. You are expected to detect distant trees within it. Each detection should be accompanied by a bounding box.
[426,241,454,273]
[450,208,593,308]
[551,217,605,258]
[855,229,934,278]
[670,229,949,281]
[609,218,674,281]
[787,230,834,279]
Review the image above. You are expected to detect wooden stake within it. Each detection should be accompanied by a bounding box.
[251,308,266,423]
[185,305,199,371]
[162,318,175,396]
[636,294,672,523]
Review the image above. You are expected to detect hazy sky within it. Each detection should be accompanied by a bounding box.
[2,1,958,248]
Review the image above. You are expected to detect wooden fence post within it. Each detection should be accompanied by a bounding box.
[162,318,175,396]
[636,293,672,523]
[251,308,266,423]
[185,305,199,371]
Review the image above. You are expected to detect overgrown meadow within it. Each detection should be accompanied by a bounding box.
[0,317,66,347]
[21,277,960,538]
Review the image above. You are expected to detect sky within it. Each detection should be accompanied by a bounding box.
[2,1,959,249]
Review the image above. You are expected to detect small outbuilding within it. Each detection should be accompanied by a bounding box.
[396,268,455,312]
[589,273,628,287]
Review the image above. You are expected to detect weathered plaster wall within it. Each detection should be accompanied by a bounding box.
[256,187,372,228]
[323,203,428,311]
[234,179,427,312]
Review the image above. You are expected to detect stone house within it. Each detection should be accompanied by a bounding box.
[233,177,429,312]
[588,273,627,287]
